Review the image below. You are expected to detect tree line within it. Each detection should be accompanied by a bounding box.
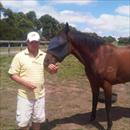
[0,2,129,46]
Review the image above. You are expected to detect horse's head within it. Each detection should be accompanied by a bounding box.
[44,23,71,68]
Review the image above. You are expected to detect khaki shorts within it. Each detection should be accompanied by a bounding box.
[16,96,45,127]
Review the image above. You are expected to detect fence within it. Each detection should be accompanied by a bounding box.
[0,40,49,56]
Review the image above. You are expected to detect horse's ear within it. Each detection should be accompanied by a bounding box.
[64,22,70,34]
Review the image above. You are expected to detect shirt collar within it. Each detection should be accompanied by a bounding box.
[24,48,44,57]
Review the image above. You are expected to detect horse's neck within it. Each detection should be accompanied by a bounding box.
[71,41,94,67]
[72,50,85,64]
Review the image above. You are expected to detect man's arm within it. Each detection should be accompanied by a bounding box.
[10,74,36,90]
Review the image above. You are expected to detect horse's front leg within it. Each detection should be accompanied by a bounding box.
[104,81,112,130]
[85,68,99,121]
[90,85,99,121]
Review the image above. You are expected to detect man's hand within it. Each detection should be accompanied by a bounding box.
[48,64,58,74]
[25,81,37,90]
[10,74,37,91]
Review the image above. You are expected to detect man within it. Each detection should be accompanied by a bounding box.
[8,31,58,130]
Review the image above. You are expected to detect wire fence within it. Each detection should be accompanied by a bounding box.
[0,40,49,56]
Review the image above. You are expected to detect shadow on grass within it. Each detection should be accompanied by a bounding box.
[41,106,130,130]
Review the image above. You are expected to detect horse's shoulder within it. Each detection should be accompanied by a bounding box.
[98,43,116,54]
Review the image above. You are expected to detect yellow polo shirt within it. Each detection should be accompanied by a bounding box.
[8,49,46,99]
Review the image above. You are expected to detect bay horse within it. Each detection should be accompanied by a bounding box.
[44,23,130,130]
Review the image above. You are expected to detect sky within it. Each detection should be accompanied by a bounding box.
[1,0,130,38]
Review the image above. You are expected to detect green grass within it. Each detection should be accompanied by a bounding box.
[58,55,85,79]
[44,54,87,86]
[0,56,13,88]
[56,55,85,79]
[0,55,23,91]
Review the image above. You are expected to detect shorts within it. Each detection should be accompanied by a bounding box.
[16,95,45,127]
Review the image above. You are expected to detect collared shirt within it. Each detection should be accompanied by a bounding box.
[8,49,46,99]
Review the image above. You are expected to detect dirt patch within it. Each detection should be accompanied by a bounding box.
[0,81,130,130]
[42,81,130,130]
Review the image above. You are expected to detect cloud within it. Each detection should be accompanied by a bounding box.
[49,0,94,5]
[1,0,58,18]
[59,10,88,23]
[115,5,130,15]
[1,0,39,11]
[88,14,129,31]
[84,14,129,37]
[56,10,129,37]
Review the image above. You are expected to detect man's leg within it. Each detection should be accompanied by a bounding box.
[32,97,45,130]
[16,96,33,130]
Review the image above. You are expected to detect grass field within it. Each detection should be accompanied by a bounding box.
[0,55,130,130]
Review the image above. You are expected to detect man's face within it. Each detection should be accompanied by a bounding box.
[27,40,40,51]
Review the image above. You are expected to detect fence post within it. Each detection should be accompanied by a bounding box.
[8,42,10,56]
[20,43,23,51]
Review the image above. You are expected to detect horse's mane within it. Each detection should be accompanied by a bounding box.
[70,30,106,51]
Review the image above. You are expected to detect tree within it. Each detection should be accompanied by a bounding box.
[39,14,61,40]
[0,2,4,20]
[3,8,14,19]
[26,11,36,22]
[0,3,76,41]
[0,2,3,9]
[118,37,130,45]
[26,11,42,31]
[103,36,116,43]
[0,4,34,41]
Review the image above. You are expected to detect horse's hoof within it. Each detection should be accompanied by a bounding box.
[107,124,112,130]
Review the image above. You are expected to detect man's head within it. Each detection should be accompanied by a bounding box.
[26,32,40,54]
[27,31,40,43]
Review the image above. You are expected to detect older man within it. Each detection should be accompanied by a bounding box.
[8,31,58,130]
